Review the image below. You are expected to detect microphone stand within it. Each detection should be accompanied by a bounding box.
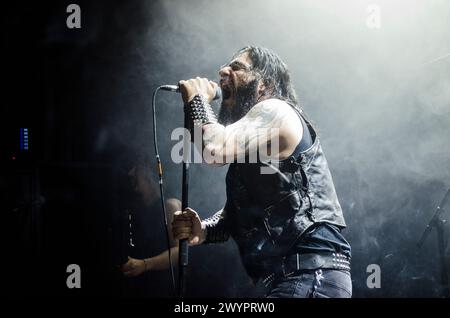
[178,111,190,298]
[417,188,450,297]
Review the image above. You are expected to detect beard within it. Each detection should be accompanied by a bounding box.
[218,78,259,125]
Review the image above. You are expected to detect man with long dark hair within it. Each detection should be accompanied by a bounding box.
[173,46,352,298]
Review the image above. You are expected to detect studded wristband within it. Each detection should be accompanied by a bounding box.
[184,94,218,127]
[203,210,230,244]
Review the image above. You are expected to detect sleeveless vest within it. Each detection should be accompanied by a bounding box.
[224,103,346,279]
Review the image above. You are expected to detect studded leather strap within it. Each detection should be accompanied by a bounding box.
[184,94,218,127]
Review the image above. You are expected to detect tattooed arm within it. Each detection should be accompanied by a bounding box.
[202,98,303,164]
[178,77,303,164]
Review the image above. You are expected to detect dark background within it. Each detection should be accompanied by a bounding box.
[1,0,449,297]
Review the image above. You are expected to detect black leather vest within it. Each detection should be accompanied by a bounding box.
[224,105,346,280]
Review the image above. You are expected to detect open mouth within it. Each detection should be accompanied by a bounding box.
[222,86,232,100]
[220,76,235,102]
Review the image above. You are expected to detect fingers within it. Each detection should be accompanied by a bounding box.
[179,78,211,86]
[123,270,135,278]
[173,226,192,240]
[121,259,133,271]
[121,258,143,277]
[123,269,140,278]
[173,209,191,219]
[189,235,200,245]
[173,208,197,220]
[172,219,192,227]
[172,207,199,240]
[179,78,215,103]
[209,80,218,89]
[173,226,192,234]
[183,207,198,218]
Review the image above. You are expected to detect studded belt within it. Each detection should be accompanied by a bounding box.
[261,252,351,286]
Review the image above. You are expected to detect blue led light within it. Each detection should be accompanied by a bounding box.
[20,128,29,151]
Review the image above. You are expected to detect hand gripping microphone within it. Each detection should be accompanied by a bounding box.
[160,84,222,100]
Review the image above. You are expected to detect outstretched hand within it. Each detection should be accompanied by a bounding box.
[121,256,147,277]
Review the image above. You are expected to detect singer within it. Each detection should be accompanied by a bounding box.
[172,46,352,298]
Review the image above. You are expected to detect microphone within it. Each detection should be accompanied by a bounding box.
[160,84,222,100]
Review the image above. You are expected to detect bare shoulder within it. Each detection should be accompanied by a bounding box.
[240,98,302,132]
[249,99,303,159]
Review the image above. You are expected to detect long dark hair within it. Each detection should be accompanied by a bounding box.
[234,46,299,108]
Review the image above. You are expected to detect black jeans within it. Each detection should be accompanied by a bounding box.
[266,269,352,298]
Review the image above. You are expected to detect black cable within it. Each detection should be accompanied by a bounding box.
[152,86,176,296]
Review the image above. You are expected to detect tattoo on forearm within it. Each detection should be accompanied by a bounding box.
[203,100,289,163]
